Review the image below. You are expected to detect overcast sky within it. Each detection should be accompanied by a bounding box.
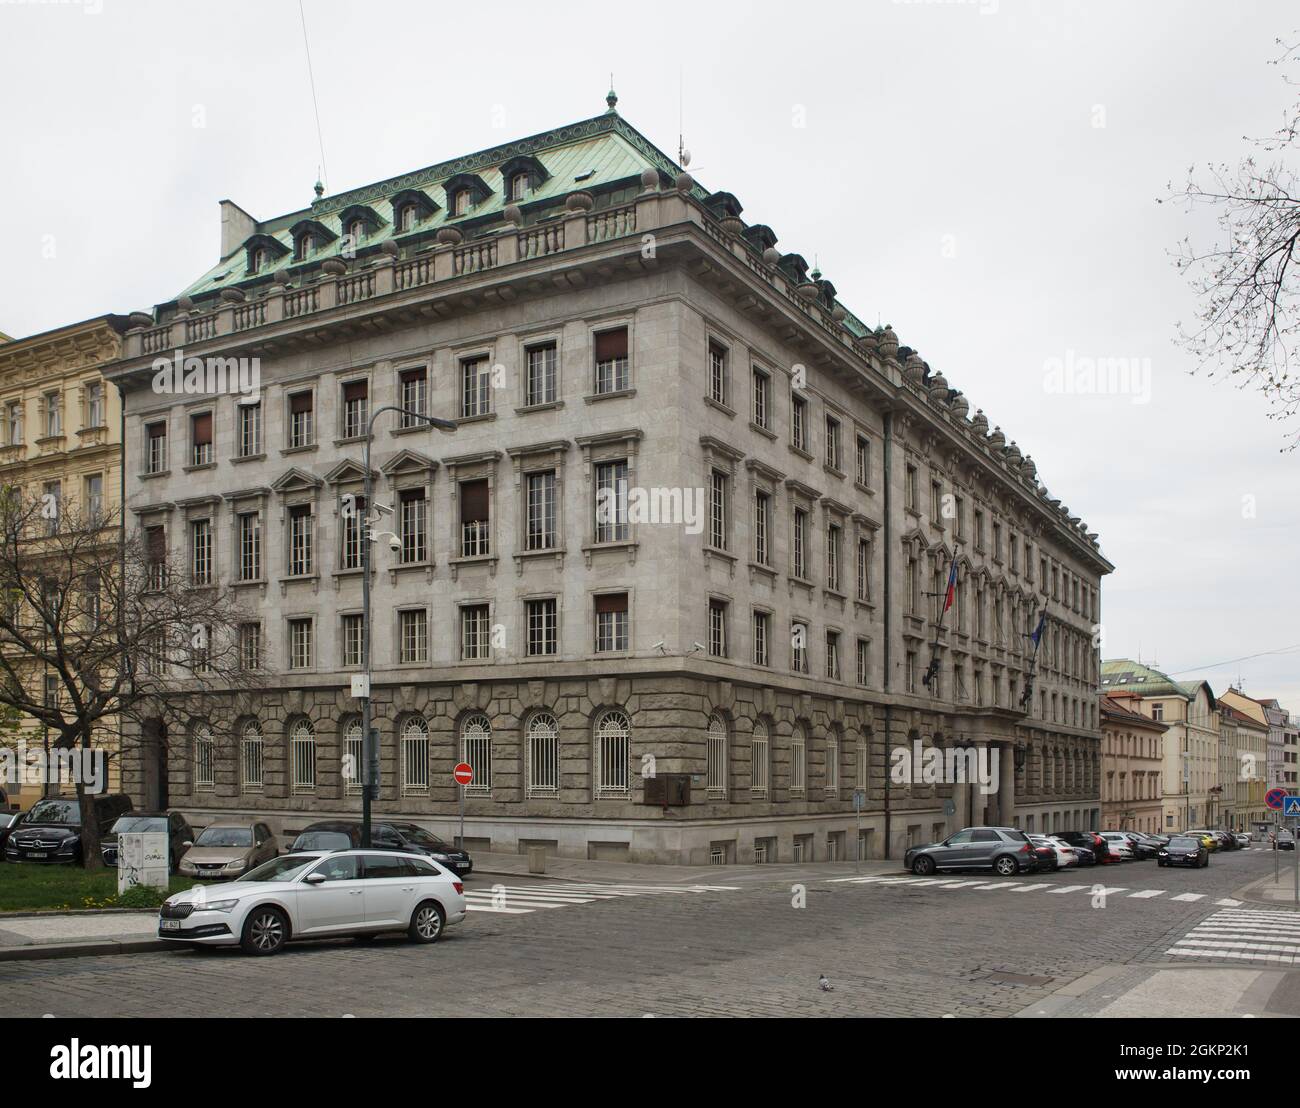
[2,0,1297,711]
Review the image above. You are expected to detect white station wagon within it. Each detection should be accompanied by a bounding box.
[158,849,466,955]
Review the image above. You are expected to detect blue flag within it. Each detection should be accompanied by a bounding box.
[1030,610,1046,647]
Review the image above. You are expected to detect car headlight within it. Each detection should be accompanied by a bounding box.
[225,859,245,870]
[201,899,239,913]
[431,853,449,862]
[58,840,75,852]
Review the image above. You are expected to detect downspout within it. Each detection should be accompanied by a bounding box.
[882,408,893,859]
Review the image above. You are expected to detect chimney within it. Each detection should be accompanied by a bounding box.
[219,199,258,261]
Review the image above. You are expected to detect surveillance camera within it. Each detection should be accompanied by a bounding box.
[374,503,394,516]
[388,535,401,553]
[651,641,665,651]
[692,641,705,652]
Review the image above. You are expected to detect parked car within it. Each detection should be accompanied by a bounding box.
[1099,832,1135,860]
[1184,830,1220,852]
[1157,835,1209,868]
[3,794,133,865]
[288,820,473,876]
[1027,835,1059,871]
[157,849,466,955]
[1035,835,1079,869]
[904,826,1036,876]
[1056,830,1113,863]
[1214,830,1239,851]
[1120,832,1160,859]
[101,812,194,870]
[1276,829,1295,851]
[289,821,363,852]
[178,822,278,880]
[1235,832,1251,848]
[0,812,19,858]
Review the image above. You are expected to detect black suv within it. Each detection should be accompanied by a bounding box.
[4,794,134,865]
[288,819,473,876]
[101,811,195,870]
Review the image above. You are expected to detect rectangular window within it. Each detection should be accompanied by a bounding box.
[752,368,770,428]
[146,421,167,474]
[461,604,490,660]
[399,488,426,563]
[526,597,558,657]
[793,508,808,579]
[41,480,60,536]
[752,610,770,666]
[190,411,213,466]
[931,479,943,525]
[857,537,871,602]
[6,401,21,446]
[993,521,1002,562]
[975,509,985,551]
[238,401,261,457]
[459,480,490,557]
[526,470,556,550]
[594,593,628,652]
[399,367,427,426]
[826,631,840,680]
[399,609,428,664]
[341,380,368,439]
[826,523,841,591]
[84,474,103,525]
[791,734,806,794]
[190,519,212,585]
[288,504,313,576]
[754,490,770,565]
[792,394,808,451]
[954,495,964,539]
[708,339,728,405]
[145,525,167,589]
[709,470,728,550]
[594,328,629,394]
[85,383,104,428]
[594,460,628,543]
[239,623,261,670]
[708,599,728,658]
[341,494,366,571]
[44,390,61,438]
[856,435,869,486]
[826,737,839,795]
[289,618,313,669]
[856,638,869,686]
[342,613,365,668]
[792,621,808,673]
[237,511,261,581]
[525,343,557,407]
[288,391,314,448]
[825,416,841,470]
[752,729,769,798]
[905,463,918,511]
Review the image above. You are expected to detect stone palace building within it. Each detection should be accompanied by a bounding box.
[107,94,1111,863]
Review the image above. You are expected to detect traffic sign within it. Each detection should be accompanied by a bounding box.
[453,762,474,786]
[1284,796,1300,818]
[1268,788,1288,811]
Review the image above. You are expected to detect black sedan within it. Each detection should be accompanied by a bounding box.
[1157,835,1209,868]
[289,819,473,877]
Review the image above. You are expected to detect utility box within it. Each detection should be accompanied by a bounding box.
[527,845,546,874]
[117,831,169,894]
[643,773,691,807]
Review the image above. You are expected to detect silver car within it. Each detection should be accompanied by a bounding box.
[904,826,1037,876]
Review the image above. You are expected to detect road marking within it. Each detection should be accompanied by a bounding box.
[1127,889,1165,899]
[462,881,735,917]
[973,882,1017,890]
[1050,884,1089,894]
[1215,898,1243,906]
[1169,893,1206,902]
[1166,908,1300,964]
[1010,884,1051,893]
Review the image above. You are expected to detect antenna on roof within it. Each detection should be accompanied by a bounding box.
[678,66,689,168]
[298,0,329,196]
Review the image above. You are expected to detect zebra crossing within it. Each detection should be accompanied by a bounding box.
[1166,908,1300,965]
[464,881,739,917]
[828,873,1243,907]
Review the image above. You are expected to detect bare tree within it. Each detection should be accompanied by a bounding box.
[0,491,254,869]
[1167,36,1300,448]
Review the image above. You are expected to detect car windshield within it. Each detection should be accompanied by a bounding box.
[110,816,167,834]
[238,855,320,883]
[22,800,79,825]
[195,826,252,848]
[1168,837,1199,849]
[293,831,351,850]
[393,826,450,849]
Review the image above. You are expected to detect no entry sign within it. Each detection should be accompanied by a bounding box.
[453,762,474,786]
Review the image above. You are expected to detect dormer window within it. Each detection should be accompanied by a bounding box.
[287,219,337,262]
[443,173,491,219]
[498,156,549,204]
[242,233,289,276]
[294,232,314,261]
[453,190,470,217]
[347,219,365,245]
[398,204,417,233]
[509,172,529,201]
[249,247,267,274]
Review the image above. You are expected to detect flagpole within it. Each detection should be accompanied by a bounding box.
[1019,600,1049,712]
[922,551,959,694]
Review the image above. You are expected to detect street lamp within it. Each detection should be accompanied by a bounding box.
[359,404,455,848]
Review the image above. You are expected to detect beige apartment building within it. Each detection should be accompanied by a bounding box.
[1100,691,1165,834]
[0,314,127,809]
[1217,700,1268,832]
[1101,660,1218,832]
[107,98,1111,863]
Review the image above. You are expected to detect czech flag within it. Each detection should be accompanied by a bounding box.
[942,558,958,615]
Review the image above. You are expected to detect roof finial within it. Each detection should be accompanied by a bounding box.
[606,76,618,113]
[313,178,324,199]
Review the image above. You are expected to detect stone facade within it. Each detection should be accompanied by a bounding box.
[106,107,1110,862]
[1100,691,1165,834]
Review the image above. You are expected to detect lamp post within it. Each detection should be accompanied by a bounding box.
[359,404,455,848]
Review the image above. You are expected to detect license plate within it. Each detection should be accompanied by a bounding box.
[160,920,181,931]
[26,851,47,859]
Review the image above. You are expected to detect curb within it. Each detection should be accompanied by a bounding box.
[0,938,167,962]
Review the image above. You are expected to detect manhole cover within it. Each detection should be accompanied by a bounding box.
[982,971,1054,987]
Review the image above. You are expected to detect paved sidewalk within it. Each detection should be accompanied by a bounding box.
[1238,856,1300,905]
[1018,963,1300,1018]
[0,910,162,960]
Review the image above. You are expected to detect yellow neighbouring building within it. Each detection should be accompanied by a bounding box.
[0,315,128,811]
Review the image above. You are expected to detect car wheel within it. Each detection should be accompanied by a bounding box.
[912,856,936,876]
[409,900,445,944]
[994,855,1018,876]
[240,906,288,956]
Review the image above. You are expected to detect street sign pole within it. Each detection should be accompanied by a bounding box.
[459,785,465,852]
[452,762,474,851]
